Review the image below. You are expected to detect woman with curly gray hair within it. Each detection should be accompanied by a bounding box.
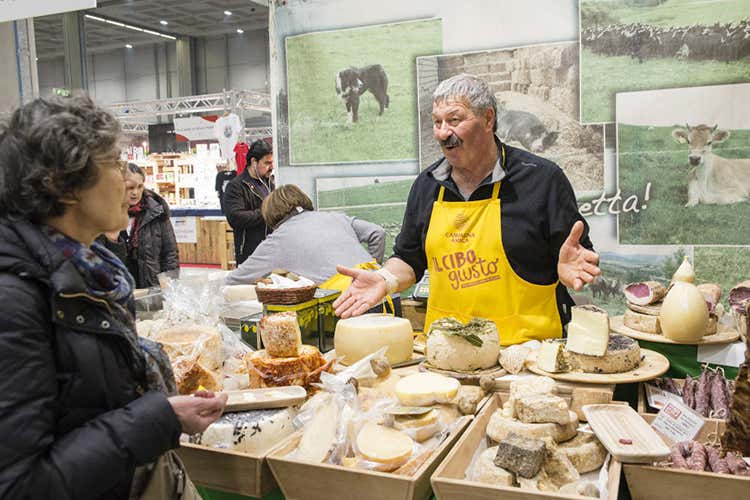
[0,94,226,500]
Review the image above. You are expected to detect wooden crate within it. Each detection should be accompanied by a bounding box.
[176,217,229,265]
[431,393,622,500]
[266,416,472,500]
[624,414,750,500]
[176,442,278,498]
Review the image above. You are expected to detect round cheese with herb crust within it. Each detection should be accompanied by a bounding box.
[426,317,500,371]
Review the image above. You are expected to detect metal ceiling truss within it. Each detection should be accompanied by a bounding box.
[110,89,270,120]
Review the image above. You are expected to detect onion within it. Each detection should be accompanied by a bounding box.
[672,256,696,283]
[660,281,709,342]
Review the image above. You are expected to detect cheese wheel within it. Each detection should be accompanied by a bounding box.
[189,408,295,455]
[486,410,578,443]
[565,334,640,374]
[356,423,414,469]
[393,409,441,442]
[223,284,258,302]
[395,372,460,407]
[624,308,662,334]
[157,324,223,370]
[469,446,515,486]
[245,344,331,390]
[334,314,413,365]
[426,317,500,371]
[558,432,607,473]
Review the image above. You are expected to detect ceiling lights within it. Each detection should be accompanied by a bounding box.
[84,14,177,40]
[159,20,168,25]
[224,10,232,16]
[236,28,244,34]
[125,44,133,48]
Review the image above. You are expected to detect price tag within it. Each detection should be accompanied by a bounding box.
[651,400,705,444]
[644,383,684,411]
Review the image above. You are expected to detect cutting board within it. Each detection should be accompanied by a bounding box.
[223,386,307,412]
[611,316,740,345]
[525,348,670,384]
[419,361,507,385]
[583,404,671,463]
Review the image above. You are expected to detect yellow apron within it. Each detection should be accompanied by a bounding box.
[321,260,395,314]
[423,153,562,345]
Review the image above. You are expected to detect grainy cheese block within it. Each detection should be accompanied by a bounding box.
[543,445,580,487]
[508,376,556,418]
[538,340,567,373]
[566,305,610,356]
[334,314,413,365]
[517,470,557,492]
[570,388,612,422]
[515,394,571,425]
[558,432,607,473]
[486,410,578,444]
[566,334,641,374]
[624,308,661,334]
[493,432,546,478]
[172,358,222,394]
[259,312,301,358]
[157,325,223,370]
[245,344,331,390]
[188,407,295,455]
[395,372,460,407]
[356,423,414,470]
[296,398,339,463]
[469,447,515,486]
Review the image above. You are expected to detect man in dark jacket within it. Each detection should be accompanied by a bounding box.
[224,139,275,265]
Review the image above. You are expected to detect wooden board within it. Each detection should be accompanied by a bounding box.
[525,348,670,384]
[266,416,472,500]
[176,443,277,498]
[583,404,670,463]
[223,386,307,412]
[177,217,229,265]
[419,362,507,385]
[624,414,750,500]
[611,315,740,345]
[628,302,662,316]
[430,393,622,500]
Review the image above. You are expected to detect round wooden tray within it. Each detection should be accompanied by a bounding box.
[627,302,661,315]
[419,361,507,384]
[611,315,740,345]
[525,348,669,384]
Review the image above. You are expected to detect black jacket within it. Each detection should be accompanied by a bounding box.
[0,218,181,500]
[101,191,179,288]
[224,170,274,265]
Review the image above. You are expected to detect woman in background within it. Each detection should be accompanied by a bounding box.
[0,94,225,499]
[100,163,179,288]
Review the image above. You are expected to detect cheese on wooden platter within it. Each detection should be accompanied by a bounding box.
[395,372,460,407]
[469,446,515,486]
[188,407,295,455]
[565,305,609,356]
[515,394,571,425]
[486,410,578,443]
[566,334,641,374]
[334,314,413,365]
[425,317,500,371]
[557,432,607,473]
[356,423,414,471]
[157,324,223,370]
[624,308,661,334]
[537,340,567,373]
[296,398,339,463]
[259,311,301,358]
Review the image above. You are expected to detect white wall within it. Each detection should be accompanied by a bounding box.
[37,29,268,103]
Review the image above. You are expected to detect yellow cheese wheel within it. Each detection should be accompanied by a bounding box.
[356,423,414,469]
[395,372,461,407]
[334,314,413,365]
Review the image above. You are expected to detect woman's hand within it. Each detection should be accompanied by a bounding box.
[332,265,387,318]
[168,391,227,435]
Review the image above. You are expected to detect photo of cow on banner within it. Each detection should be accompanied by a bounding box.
[579,0,750,123]
[617,82,750,245]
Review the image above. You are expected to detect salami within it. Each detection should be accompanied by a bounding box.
[709,371,730,418]
[682,376,696,410]
[705,446,730,474]
[686,442,707,471]
[695,370,711,417]
[725,451,750,476]
[671,446,689,469]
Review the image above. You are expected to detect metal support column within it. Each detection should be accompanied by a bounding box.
[176,36,195,97]
[0,19,39,112]
[62,11,87,91]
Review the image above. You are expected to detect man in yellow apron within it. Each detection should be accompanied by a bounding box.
[333,74,600,345]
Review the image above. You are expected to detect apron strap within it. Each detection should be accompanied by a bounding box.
[491,181,501,199]
[437,185,446,202]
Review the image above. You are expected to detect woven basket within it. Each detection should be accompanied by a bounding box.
[255,284,317,305]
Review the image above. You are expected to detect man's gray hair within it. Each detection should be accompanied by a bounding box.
[433,73,497,132]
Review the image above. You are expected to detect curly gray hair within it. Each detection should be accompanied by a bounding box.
[433,73,497,132]
[0,94,121,222]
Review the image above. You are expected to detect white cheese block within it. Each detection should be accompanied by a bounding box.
[395,372,461,407]
[515,394,571,425]
[469,446,515,486]
[508,376,556,418]
[557,432,608,473]
[296,398,339,463]
[486,410,578,444]
[566,305,610,356]
[223,284,257,302]
[426,317,500,371]
[538,340,566,373]
[566,334,641,374]
[334,314,413,366]
[624,308,661,334]
[356,423,414,469]
[157,325,223,371]
[188,407,295,455]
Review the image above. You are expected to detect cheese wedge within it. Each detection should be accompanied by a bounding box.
[296,398,338,463]
[356,423,413,469]
[395,372,460,407]
[565,305,610,356]
[538,340,566,373]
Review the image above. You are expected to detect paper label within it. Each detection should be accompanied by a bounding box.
[697,342,746,368]
[651,400,705,444]
[644,383,684,411]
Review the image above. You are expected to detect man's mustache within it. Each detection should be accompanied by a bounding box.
[440,134,462,148]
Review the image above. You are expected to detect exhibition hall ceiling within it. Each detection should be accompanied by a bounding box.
[34,0,268,59]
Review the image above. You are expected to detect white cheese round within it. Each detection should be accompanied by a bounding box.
[356,423,414,469]
[426,318,499,371]
[334,314,413,365]
[395,372,460,407]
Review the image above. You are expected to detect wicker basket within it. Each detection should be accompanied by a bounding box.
[255,284,318,305]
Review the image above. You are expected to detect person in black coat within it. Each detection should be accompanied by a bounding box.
[224,139,275,265]
[98,163,180,288]
[0,94,226,499]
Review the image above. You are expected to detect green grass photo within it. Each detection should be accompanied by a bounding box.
[285,19,442,164]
